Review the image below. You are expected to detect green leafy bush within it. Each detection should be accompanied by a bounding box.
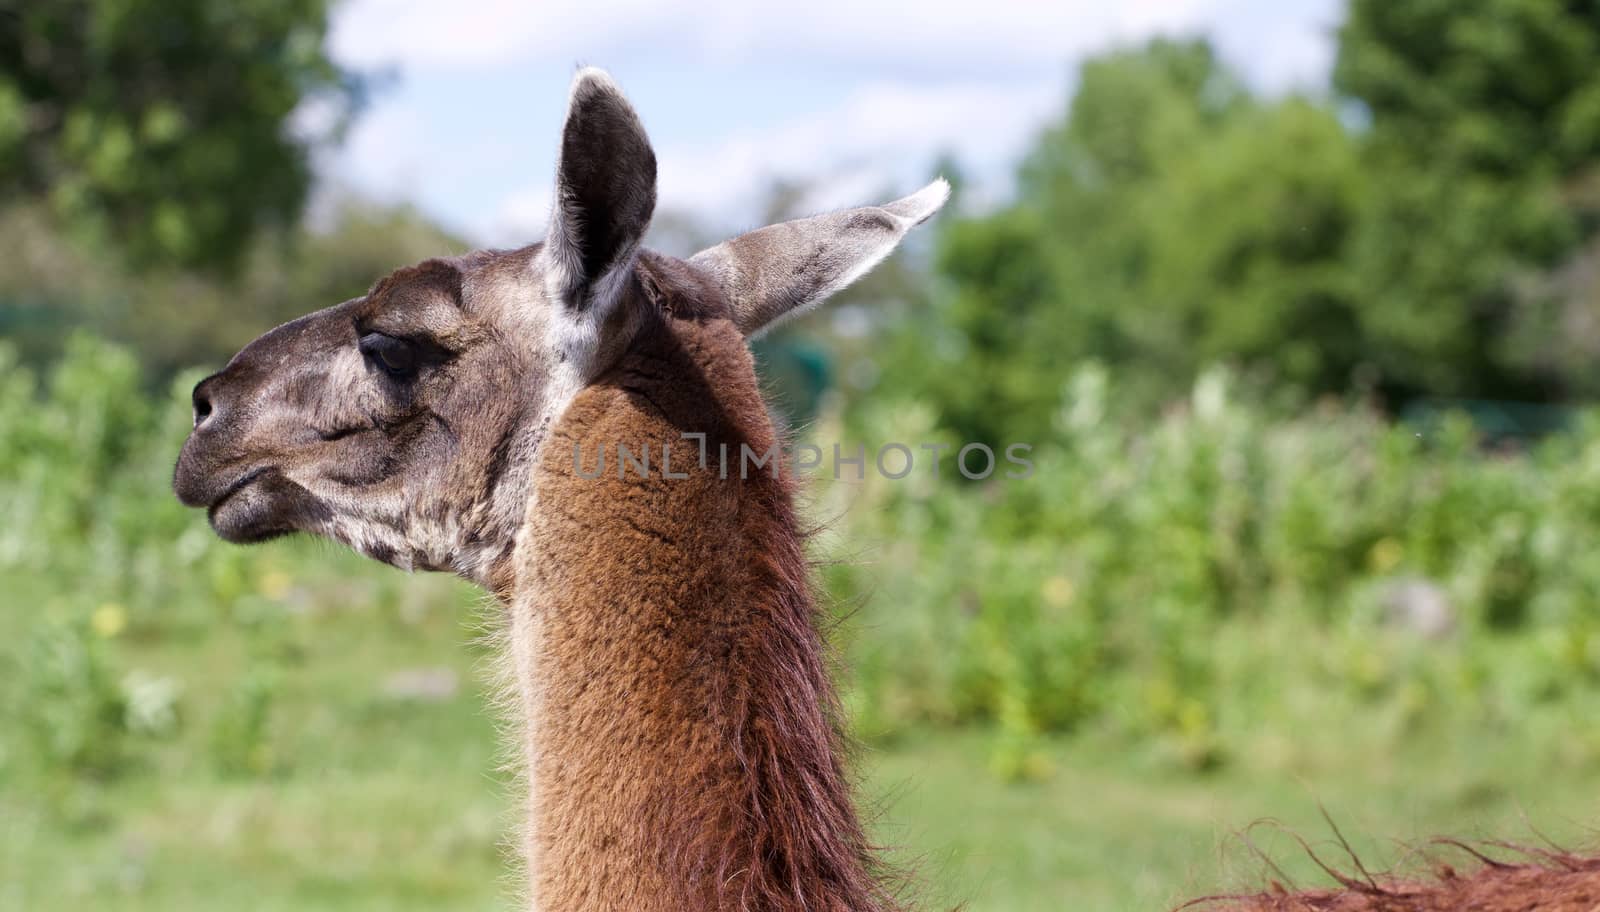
[0,336,461,785]
[825,365,1600,775]
[6,338,1600,789]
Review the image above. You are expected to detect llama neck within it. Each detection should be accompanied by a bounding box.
[504,316,895,912]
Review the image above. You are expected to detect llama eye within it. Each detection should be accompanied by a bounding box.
[358,332,418,378]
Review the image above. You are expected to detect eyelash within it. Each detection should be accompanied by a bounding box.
[358,332,419,378]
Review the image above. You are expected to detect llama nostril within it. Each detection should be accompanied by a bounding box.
[192,385,215,429]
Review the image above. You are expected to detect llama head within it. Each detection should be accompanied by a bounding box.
[173,67,947,584]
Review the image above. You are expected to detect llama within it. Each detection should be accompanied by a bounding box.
[173,68,1600,911]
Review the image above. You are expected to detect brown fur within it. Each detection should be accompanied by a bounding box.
[509,257,900,911]
[1196,848,1600,910]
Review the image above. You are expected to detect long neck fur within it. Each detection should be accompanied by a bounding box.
[502,257,898,912]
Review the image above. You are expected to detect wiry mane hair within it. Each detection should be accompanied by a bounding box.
[1188,832,1600,911]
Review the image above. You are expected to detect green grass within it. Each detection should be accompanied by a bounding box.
[869,729,1600,910]
[5,561,1597,912]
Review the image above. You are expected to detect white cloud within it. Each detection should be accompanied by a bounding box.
[328,0,1343,242]
[332,101,430,200]
[486,78,1062,244]
[331,0,1294,76]
[656,80,1060,218]
[331,0,649,71]
[486,185,552,247]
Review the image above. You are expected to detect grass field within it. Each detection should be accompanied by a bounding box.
[5,545,1597,912]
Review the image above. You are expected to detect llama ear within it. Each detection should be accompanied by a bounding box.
[689,179,950,338]
[542,67,657,317]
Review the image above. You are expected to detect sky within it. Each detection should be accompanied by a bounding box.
[320,0,1345,247]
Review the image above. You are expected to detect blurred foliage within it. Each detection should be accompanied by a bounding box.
[8,340,1600,794]
[825,366,1600,776]
[878,11,1600,445]
[0,0,361,270]
[0,199,470,378]
[0,336,474,789]
[877,40,1369,443]
[1334,0,1600,398]
[0,340,503,911]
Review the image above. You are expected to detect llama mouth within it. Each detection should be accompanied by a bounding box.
[203,466,329,544]
[208,466,272,513]
[206,466,291,543]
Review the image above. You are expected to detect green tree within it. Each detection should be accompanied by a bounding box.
[0,199,470,378]
[885,10,1600,447]
[1335,0,1600,398]
[888,40,1364,444]
[0,0,360,269]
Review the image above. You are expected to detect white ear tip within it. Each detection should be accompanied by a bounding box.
[883,177,952,226]
[570,65,622,98]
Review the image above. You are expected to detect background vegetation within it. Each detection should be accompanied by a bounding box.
[6,2,1600,910]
